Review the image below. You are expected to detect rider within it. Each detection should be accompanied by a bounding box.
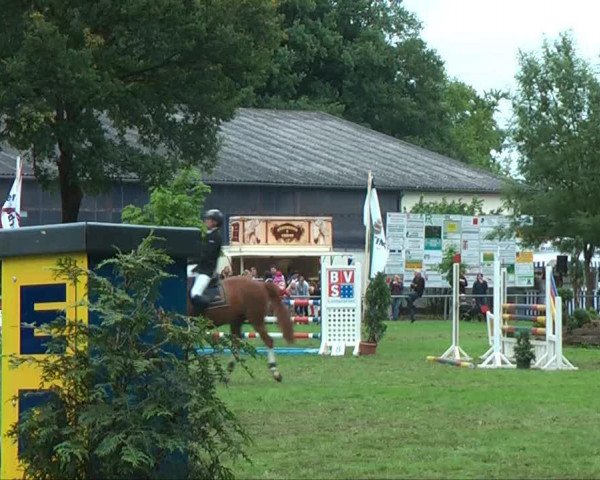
[190,209,224,310]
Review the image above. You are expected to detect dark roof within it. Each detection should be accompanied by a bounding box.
[211,109,502,192]
[0,108,503,193]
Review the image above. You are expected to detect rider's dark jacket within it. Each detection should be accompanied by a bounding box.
[190,228,222,276]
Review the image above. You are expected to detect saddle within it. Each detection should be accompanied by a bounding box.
[190,275,227,314]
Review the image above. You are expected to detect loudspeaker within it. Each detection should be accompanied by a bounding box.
[556,255,568,275]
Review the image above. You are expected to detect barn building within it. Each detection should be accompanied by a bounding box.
[0,108,503,277]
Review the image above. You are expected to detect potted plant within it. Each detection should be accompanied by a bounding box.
[514,331,536,369]
[360,272,390,355]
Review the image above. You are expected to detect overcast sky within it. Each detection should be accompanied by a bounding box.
[402,0,600,96]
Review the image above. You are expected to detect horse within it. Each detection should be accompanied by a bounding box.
[187,276,294,382]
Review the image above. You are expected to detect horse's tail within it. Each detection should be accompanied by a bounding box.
[265,283,294,344]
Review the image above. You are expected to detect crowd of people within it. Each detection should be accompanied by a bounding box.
[389,271,490,322]
[220,264,320,314]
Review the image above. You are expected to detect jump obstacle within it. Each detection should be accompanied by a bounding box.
[428,262,472,364]
[479,262,576,370]
[205,256,362,357]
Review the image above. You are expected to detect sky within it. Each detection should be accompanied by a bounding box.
[402,0,600,97]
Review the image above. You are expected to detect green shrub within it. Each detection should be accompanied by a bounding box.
[514,331,535,369]
[364,272,390,343]
[9,236,248,479]
[569,308,594,331]
[557,287,574,303]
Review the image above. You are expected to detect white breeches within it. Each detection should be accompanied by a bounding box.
[191,273,211,298]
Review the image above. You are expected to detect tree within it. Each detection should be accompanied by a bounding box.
[440,82,506,171]
[121,168,210,229]
[0,0,280,222]
[10,237,247,479]
[508,33,600,306]
[410,196,485,216]
[248,0,504,168]
[437,245,466,288]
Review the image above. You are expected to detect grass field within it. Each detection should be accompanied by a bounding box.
[221,320,600,479]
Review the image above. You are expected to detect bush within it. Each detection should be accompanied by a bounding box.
[9,236,248,479]
[557,287,574,303]
[568,308,596,331]
[514,331,535,369]
[364,272,390,343]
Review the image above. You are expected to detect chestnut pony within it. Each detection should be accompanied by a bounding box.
[187,276,294,381]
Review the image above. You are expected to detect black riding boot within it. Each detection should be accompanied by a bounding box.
[190,294,210,314]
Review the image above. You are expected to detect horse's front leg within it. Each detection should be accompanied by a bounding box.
[254,324,282,382]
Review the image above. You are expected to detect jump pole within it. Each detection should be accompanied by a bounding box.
[438,262,471,361]
[478,260,513,368]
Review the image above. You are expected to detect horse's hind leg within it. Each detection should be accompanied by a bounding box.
[227,317,244,375]
[253,322,282,382]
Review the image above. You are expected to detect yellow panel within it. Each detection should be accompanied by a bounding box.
[1,253,88,480]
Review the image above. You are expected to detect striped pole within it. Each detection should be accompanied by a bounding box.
[502,326,546,336]
[264,316,320,324]
[282,298,320,307]
[502,303,546,312]
[501,314,546,325]
[213,332,321,340]
[197,347,320,356]
[426,356,474,369]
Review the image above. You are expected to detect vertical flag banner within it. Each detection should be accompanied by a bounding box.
[1,156,23,229]
[363,174,389,278]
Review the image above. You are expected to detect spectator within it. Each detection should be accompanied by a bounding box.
[408,270,425,323]
[220,266,232,280]
[459,273,468,295]
[264,271,273,283]
[243,269,252,278]
[313,280,321,297]
[250,267,258,279]
[389,275,404,320]
[472,273,488,312]
[287,278,298,297]
[296,275,310,315]
[273,270,286,294]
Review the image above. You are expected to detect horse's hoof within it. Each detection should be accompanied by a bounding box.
[272,371,283,382]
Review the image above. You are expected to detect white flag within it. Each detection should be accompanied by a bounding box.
[1,156,23,229]
[363,184,389,278]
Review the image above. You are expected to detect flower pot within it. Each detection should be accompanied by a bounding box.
[516,359,532,369]
[359,341,377,355]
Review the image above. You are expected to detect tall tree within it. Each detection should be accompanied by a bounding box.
[440,82,506,171]
[249,0,504,168]
[0,0,280,221]
[508,33,600,305]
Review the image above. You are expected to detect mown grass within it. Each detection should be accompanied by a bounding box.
[221,320,600,479]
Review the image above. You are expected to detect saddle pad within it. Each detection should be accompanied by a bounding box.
[206,284,228,310]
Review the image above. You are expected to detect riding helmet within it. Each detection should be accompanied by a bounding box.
[204,209,224,227]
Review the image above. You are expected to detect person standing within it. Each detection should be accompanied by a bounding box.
[472,273,489,313]
[273,270,287,294]
[459,273,468,295]
[408,271,425,323]
[389,275,404,320]
[296,275,310,316]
